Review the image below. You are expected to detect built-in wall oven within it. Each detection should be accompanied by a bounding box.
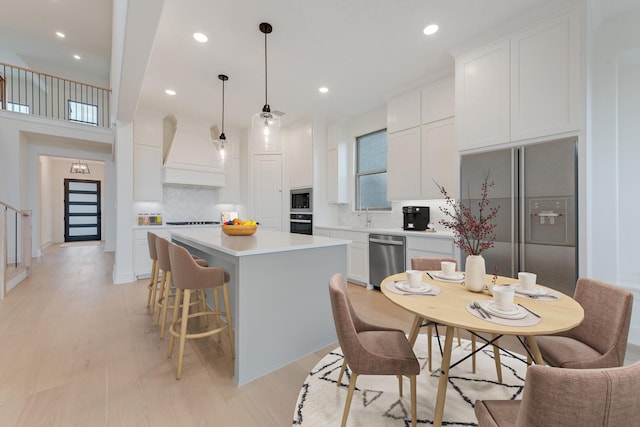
[290,213,313,235]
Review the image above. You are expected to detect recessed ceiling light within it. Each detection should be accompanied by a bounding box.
[165,89,176,96]
[423,24,439,36]
[193,32,208,43]
[318,87,329,94]
[56,31,65,38]
[73,54,81,60]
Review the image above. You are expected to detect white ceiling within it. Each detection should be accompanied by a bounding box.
[1,0,637,131]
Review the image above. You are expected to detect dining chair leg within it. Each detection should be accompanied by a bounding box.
[397,375,403,397]
[427,324,433,371]
[167,288,182,359]
[341,372,358,427]
[455,328,461,347]
[471,335,477,373]
[525,336,545,365]
[176,289,191,380]
[159,271,173,339]
[410,375,417,427]
[222,284,235,358]
[337,359,347,386]
[492,334,502,383]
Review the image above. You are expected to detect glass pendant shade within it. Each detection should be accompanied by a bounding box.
[251,111,280,151]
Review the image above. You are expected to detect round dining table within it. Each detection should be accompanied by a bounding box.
[381,272,584,427]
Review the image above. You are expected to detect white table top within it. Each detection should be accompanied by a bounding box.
[170,227,350,257]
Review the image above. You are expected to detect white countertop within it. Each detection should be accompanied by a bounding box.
[315,225,455,239]
[170,227,350,257]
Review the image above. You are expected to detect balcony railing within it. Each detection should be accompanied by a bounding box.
[0,201,32,299]
[0,61,111,128]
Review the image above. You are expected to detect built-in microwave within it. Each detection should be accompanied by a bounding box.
[291,188,312,212]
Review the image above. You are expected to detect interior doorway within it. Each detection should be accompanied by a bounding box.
[64,179,101,242]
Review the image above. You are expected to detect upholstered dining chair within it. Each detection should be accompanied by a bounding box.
[411,257,482,372]
[329,273,420,427]
[534,277,633,369]
[167,242,235,380]
[475,362,640,427]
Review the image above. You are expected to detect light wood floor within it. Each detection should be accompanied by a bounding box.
[1,243,638,426]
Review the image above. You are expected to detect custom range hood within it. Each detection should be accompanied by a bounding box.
[162,114,225,187]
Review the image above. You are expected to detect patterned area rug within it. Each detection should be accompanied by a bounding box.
[293,335,527,426]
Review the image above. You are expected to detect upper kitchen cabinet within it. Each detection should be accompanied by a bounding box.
[421,118,456,199]
[510,10,581,141]
[386,76,457,200]
[287,123,313,189]
[421,75,455,124]
[456,9,582,150]
[387,127,422,200]
[133,113,163,201]
[387,90,421,133]
[455,38,511,150]
[326,121,348,204]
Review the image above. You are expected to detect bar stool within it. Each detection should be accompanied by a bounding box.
[167,242,235,380]
[146,232,162,315]
[155,237,207,339]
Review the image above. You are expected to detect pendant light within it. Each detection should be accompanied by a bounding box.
[70,159,90,174]
[251,22,280,150]
[218,74,229,160]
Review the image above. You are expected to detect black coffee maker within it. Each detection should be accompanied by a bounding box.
[403,206,430,231]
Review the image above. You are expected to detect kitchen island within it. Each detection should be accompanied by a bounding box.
[170,228,349,386]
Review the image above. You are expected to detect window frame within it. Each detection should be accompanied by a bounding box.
[355,128,391,211]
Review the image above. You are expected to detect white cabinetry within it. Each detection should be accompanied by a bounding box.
[420,118,456,199]
[326,121,348,204]
[387,127,422,200]
[133,144,163,201]
[386,76,456,200]
[317,228,369,285]
[510,11,581,140]
[288,124,313,189]
[387,90,421,133]
[456,9,582,150]
[405,235,456,270]
[455,39,511,150]
[133,113,163,201]
[134,228,170,278]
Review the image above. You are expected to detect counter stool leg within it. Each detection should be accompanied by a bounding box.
[176,289,191,380]
[155,272,167,326]
[159,271,173,339]
[200,290,209,327]
[222,284,235,358]
[167,288,182,359]
[213,288,221,342]
[147,260,158,312]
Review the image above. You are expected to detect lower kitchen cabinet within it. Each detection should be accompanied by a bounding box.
[405,235,457,269]
[317,228,369,285]
[134,228,170,278]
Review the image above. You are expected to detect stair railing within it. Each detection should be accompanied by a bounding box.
[0,201,32,299]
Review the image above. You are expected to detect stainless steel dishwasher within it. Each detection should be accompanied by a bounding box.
[369,234,406,288]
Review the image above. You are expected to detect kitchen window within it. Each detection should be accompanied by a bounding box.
[356,129,391,210]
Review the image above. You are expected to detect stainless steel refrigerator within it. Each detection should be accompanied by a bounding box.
[460,138,577,296]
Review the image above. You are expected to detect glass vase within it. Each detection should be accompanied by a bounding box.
[465,254,486,292]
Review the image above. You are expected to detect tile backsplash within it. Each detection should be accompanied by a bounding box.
[133,185,242,224]
[336,199,451,231]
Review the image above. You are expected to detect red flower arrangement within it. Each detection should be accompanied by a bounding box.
[436,172,500,256]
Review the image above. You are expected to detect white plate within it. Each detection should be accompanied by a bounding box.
[432,271,465,281]
[395,281,432,293]
[512,284,548,296]
[479,301,527,319]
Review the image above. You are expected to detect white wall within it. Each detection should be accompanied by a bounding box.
[0,112,115,257]
[589,7,640,344]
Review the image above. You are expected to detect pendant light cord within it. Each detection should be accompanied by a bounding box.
[264,30,268,108]
[221,79,225,134]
